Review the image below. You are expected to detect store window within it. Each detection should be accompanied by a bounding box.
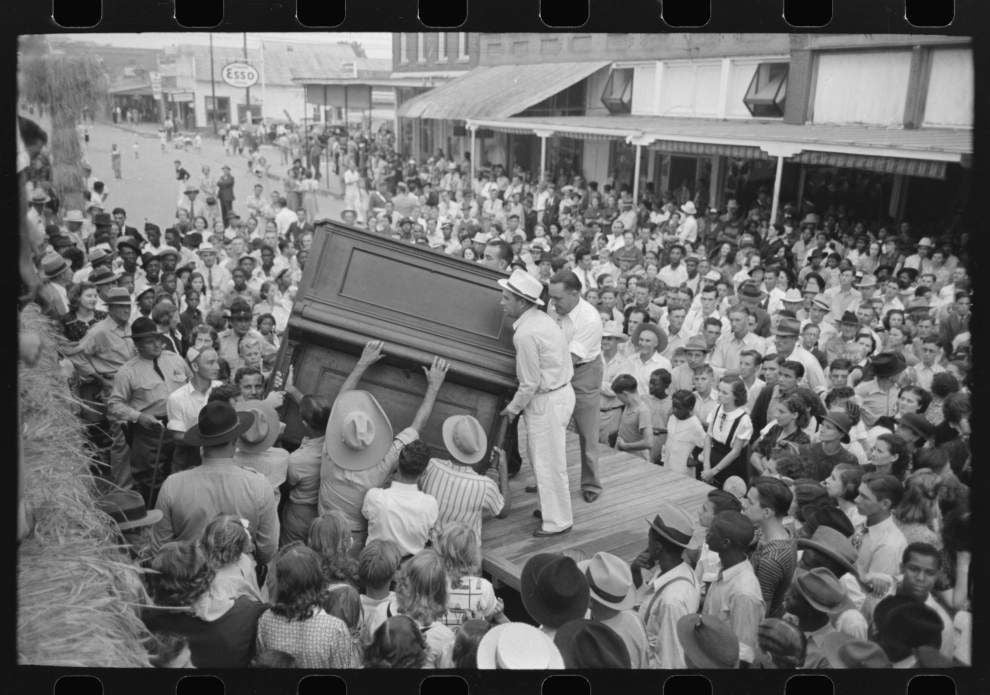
[457,33,469,61]
[743,62,788,118]
[601,68,634,115]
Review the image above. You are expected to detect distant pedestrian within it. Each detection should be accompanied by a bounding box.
[111,144,122,180]
[194,133,202,153]
[159,129,167,153]
[132,140,140,160]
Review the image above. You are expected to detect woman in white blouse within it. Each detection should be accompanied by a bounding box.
[701,375,754,489]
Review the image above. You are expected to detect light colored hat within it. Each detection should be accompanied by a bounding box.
[916,237,934,247]
[811,295,831,312]
[782,288,803,303]
[235,399,282,454]
[856,274,878,289]
[680,201,697,216]
[324,390,394,472]
[196,242,218,255]
[577,552,636,611]
[498,268,545,306]
[683,335,709,353]
[703,270,722,282]
[647,501,696,549]
[183,182,200,194]
[40,252,69,280]
[30,189,51,204]
[471,231,492,244]
[601,320,628,341]
[64,210,85,224]
[476,623,564,669]
[441,415,488,466]
[722,476,748,500]
[88,247,116,264]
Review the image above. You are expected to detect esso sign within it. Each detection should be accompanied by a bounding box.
[221,62,259,88]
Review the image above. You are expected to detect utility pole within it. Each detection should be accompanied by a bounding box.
[209,33,218,134]
[243,32,251,125]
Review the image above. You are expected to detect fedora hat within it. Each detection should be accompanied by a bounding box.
[126,317,160,340]
[520,553,590,629]
[576,552,636,611]
[793,567,854,615]
[856,274,878,289]
[102,287,133,307]
[183,182,200,194]
[133,285,156,303]
[64,209,85,224]
[877,599,943,650]
[838,311,860,326]
[680,201,697,216]
[476,623,564,669]
[648,501,695,549]
[738,282,762,300]
[88,247,116,265]
[498,268,545,306]
[757,618,805,663]
[89,266,120,286]
[93,213,113,227]
[29,188,51,204]
[898,413,934,441]
[821,410,853,443]
[916,237,933,248]
[703,270,722,282]
[157,247,179,260]
[677,614,740,669]
[95,488,163,531]
[782,288,804,303]
[683,334,709,353]
[797,526,858,577]
[821,632,892,669]
[906,297,931,313]
[441,414,488,465]
[196,242,218,256]
[325,390,394,472]
[773,318,801,337]
[601,320,628,341]
[184,400,255,448]
[553,619,632,669]
[40,253,69,280]
[811,295,830,312]
[871,351,907,379]
[235,400,282,454]
[117,238,142,255]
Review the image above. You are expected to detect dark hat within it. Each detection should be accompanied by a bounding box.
[821,633,892,669]
[757,618,806,662]
[117,238,142,255]
[792,567,854,614]
[647,501,695,548]
[797,526,858,576]
[822,410,853,443]
[89,266,120,286]
[898,413,935,440]
[51,236,75,249]
[677,614,740,669]
[229,300,253,319]
[553,619,631,669]
[144,222,162,235]
[126,317,159,340]
[802,504,855,539]
[773,318,801,338]
[838,311,860,326]
[95,488,163,531]
[876,598,943,650]
[93,213,113,227]
[707,489,742,514]
[104,287,134,306]
[871,352,907,379]
[520,553,590,629]
[738,282,762,300]
[183,401,255,448]
[793,478,830,508]
[898,267,919,282]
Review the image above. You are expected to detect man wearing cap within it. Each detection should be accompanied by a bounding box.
[218,299,276,373]
[634,503,701,668]
[152,400,279,566]
[853,352,907,427]
[320,341,449,553]
[420,415,508,544]
[108,317,193,506]
[772,316,827,394]
[498,269,576,537]
[167,347,223,472]
[702,510,765,665]
[548,270,604,503]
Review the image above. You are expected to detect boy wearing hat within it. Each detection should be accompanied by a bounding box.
[853,352,907,427]
[108,317,194,507]
[633,502,701,668]
[800,410,859,482]
[152,401,279,567]
[420,415,507,545]
[498,269,576,537]
[702,510,765,665]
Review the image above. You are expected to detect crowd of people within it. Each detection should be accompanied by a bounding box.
[18,107,972,670]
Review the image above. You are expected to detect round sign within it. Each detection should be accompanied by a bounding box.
[221,62,259,89]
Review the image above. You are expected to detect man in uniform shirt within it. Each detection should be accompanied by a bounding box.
[548,270,604,503]
[67,287,138,488]
[218,300,277,373]
[498,269,576,537]
[108,317,193,506]
[167,346,223,472]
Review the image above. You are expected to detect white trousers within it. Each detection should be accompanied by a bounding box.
[520,386,576,532]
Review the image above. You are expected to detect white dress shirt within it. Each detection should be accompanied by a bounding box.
[166,380,223,433]
[362,482,439,557]
[617,351,672,397]
[505,307,574,417]
[551,297,603,364]
[709,331,765,374]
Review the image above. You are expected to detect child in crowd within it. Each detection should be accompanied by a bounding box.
[358,539,403,647]
[692,365,719,425]
[323,584,366,667]
[434,523,505,630]
[661,390,706,476]
[612,374,654,461]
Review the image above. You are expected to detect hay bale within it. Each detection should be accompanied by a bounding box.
[18,305,152,667]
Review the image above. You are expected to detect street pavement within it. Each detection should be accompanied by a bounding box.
[76,121,348,228]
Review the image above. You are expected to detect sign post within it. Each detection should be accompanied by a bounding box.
[221,61,259,125]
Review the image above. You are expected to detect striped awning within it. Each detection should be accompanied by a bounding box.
[788,151,948,179]
[647,140,768,160]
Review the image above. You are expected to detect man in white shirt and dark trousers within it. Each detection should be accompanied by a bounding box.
[498,269,576,537]
[548,270,604,503]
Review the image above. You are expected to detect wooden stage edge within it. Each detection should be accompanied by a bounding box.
[481,431,715,592]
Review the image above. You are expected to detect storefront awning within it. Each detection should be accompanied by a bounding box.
[789,151,947,179]
[648,140,768,160]
[396,62,610,121]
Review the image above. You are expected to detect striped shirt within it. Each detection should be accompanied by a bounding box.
[420,459,504,543]
[749,537,797,619]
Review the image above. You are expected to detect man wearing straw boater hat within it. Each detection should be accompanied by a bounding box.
[107,316,193,508]
[420,414,508,544]
[498,268,576,537]
[152,400,279,567]
[318,340,449,555]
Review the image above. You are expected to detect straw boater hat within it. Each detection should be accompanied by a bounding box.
[441,414,488,466]
[184,401,255,448]
[40,253,69,281]
[95,488,163,531]
[520,553,590,629]
[782,288,804,304]
[235,400,282,454]
[104,287,134,307]
[88,266,120,286]
[497,268,545,306]
[576,552,637,611]
[325,390,394,471]
[476,622,564,669]
[680,201,697,216]
[601,320,628,341]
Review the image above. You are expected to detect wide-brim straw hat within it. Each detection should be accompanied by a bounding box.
[324,390,394,472]
[235,399,282,454]
[476,623,564,669]
[441,414,488,465]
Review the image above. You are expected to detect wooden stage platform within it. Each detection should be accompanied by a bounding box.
[481,432,715,591]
